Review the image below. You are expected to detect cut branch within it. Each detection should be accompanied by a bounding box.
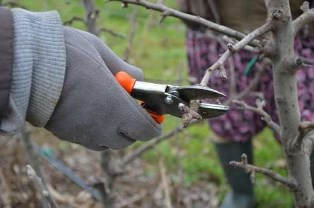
[230,154,298,190]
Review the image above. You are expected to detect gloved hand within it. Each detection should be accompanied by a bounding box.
[45,27,162,150]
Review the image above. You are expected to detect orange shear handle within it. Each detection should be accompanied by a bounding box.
[115,71,164,124]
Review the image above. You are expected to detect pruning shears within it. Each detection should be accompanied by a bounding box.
[115,71,229,124]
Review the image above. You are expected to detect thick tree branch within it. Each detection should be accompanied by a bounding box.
[230,154,298,190]
[109,0,260,46]
[200,22,271,85]
[266,0,314,206]
[232,99,280,135]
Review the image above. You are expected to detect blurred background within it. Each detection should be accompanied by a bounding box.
[0,0,292,207]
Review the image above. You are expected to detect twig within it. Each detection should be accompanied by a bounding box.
[20,126,51,208]
[20,126,43,179]
[26,165,59,208]
[159,160,173,208]
[63,16,84,25]
[225,59,270,105]
[212,34,237,97]
[100,150,122,208]
[207,0,220,23]
[230,154,298,190]
[1,1,25,8]
[116,192,146,208]
[222,35,258,53]
[232,99,280,135]
[99,27,126,39]
[122,121,201,166]
[63,16,125,39]
[200,22,271,85]
[0,166,12,207]
[293,1,314,36]
[47,184,81,207]
[31,143,103,201]
[124,8,138,61]
[109,0,260,46]
[82,0,99,35]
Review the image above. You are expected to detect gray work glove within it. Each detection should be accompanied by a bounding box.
[45,27,162,151]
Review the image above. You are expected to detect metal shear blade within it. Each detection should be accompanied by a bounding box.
[132,81,229,119]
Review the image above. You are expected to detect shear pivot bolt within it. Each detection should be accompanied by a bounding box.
[165,96,174,104]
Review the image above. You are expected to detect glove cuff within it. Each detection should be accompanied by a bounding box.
[11,9,66,127]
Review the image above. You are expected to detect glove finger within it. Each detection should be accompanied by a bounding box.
[72,28,143,81]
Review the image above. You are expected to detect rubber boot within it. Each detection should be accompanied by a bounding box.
[215,139,255,208]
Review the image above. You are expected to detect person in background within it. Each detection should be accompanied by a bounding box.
[176,1,314,208]
[0,7,162,150]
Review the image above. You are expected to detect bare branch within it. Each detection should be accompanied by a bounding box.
[225,59,270,105]
[26,165,59,208]
[159,160,173,208]
[293,1,314,36]
[20,126,52,208]
[63,16,84,25]
[222,35,258,53]
[82,0,99,35]
[232,99,280,135]
[99,27,126,39]
[230,154,298,190]
[1,1,25,8]
[116,192,146,208]
[207,0,220,23]
[63,16,125,39]
[200,22,271,85]
[124,8,138,61]
[109,0,260,46]
[122,122,201,165]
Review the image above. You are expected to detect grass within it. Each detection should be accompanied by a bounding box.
[11,0,293,207]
